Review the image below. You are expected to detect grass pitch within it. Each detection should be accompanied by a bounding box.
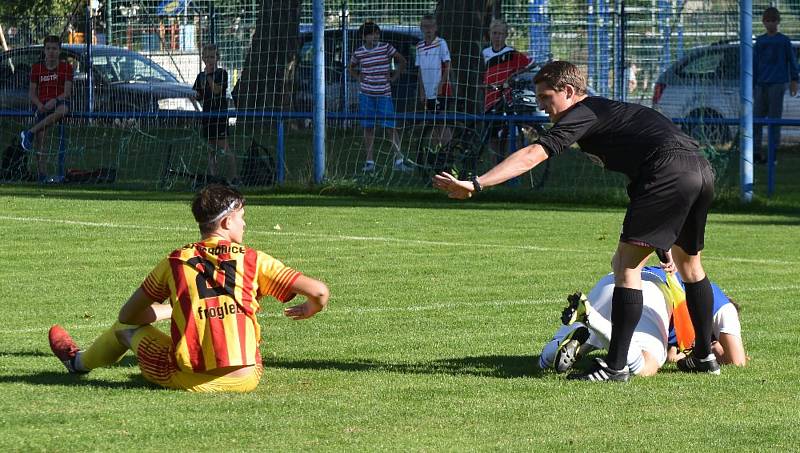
[0,186,798,451]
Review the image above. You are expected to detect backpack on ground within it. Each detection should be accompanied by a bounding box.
[240,141,276,186]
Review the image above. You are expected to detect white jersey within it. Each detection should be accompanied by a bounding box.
[539,270,671,374]
[415,37,451,99]
[585,272,671,367]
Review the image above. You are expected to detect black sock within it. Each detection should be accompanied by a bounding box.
[606,287,643,370]
[684,276,714,358]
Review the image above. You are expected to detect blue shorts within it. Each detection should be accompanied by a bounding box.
[359,94,396,129]
[34,99,69,125]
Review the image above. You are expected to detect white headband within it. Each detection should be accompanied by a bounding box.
[203,200,239,225]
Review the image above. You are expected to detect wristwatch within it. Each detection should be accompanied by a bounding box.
[471,176,483,193]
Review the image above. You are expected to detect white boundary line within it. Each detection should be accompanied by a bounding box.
[0,298,553,335]
[1,215,796,265]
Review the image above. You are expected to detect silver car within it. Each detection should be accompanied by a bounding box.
[652,41,800,144]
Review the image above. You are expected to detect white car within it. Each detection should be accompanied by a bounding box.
[652,41,800,144]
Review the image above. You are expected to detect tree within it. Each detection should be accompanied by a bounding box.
[232,0,300,119]
[435,0,498,114]
[0,0,77,20]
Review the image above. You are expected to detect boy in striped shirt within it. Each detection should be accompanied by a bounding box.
[48,184,330,392]
[348,21,411,172]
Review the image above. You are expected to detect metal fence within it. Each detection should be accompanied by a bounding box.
[1,1,797,195]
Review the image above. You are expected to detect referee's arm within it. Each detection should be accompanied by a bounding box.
[475,143,549,189]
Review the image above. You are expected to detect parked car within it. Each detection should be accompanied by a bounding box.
[294,25,422,113]
[652,41,800,144]
[0,44,200,119]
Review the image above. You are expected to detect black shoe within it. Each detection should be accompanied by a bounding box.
[554,326,590,373]
[676,353,721,375]
[561,292,589,325]
[567,357,630,382]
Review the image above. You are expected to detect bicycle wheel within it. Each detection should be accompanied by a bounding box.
[440,124,485,178]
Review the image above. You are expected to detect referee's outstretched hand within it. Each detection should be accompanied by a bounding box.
[432,172,474,199]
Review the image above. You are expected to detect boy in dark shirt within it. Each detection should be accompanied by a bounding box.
[433,61,719,382]
[753,7,799,163]
[193,43,238,185]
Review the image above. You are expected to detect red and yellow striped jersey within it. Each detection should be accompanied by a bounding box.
[140,238,301,372]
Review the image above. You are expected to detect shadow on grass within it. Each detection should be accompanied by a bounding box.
[0,351,157,389]
[264,354,549,379]
[0,370,155,390]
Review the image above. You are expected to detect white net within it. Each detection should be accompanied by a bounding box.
[1,1,798,195]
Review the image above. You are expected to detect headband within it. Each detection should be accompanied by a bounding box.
[203,200,240,225]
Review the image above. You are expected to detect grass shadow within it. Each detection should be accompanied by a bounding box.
[264,354,548,379]
[0,370,155,390]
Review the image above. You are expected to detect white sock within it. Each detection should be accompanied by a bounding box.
[586,309,613,346]
[73,351,89,372]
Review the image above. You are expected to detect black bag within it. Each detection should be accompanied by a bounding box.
[64,167,117,184]
[1,143,33,181]
[240,141,276,186]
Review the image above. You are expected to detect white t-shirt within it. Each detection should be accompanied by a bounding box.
[415,37,451,99]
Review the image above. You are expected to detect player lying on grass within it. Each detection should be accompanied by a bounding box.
[48,184,330,392]
[539,266,745,379]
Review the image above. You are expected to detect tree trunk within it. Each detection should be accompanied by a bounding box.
[435,0,498,114]
[232,0,300,122]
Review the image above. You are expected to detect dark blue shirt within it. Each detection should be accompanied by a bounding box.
[754,33,799,84]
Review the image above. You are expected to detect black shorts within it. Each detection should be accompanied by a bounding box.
[424,97,450,112]
[201,120,228,140]
[621,150,714,254]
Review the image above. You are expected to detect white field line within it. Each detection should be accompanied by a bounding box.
[1,284,798,336]
[1,298,552,335]
[1,215,796,265]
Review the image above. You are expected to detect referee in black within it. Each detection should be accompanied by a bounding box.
[433,60,719,381]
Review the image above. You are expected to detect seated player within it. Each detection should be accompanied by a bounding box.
[48,184,330,392]
[539,267,671,381]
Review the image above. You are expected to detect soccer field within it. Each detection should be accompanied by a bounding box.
[0,188,798,451]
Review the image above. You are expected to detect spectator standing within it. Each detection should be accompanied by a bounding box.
[416,14,453,151]
[193,43,239,185]
[753,7,799,164]
[481,19,532,161]
[348,21,411,173]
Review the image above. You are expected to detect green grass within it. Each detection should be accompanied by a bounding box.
[0,187,799,451]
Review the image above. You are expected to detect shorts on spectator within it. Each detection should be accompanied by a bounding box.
[359,93,396,129]
[33,99,69,125]
[424,97,450,112]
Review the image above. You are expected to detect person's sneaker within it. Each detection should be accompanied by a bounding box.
[561,292,590,325]
[567,357,630,382]
[393,159,413,173]
[362,160,376,172]
[20,130,33,151]
[48,325,87,374]
[676,353,721,375]
[554,325,590,373]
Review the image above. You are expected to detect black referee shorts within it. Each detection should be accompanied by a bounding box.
[621,150,714,255]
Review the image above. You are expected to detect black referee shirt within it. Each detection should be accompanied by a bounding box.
[535,97,699,180]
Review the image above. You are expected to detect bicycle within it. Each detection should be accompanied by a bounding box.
[407,67,551,190]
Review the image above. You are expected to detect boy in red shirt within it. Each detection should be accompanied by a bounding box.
[20,35,73,182]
